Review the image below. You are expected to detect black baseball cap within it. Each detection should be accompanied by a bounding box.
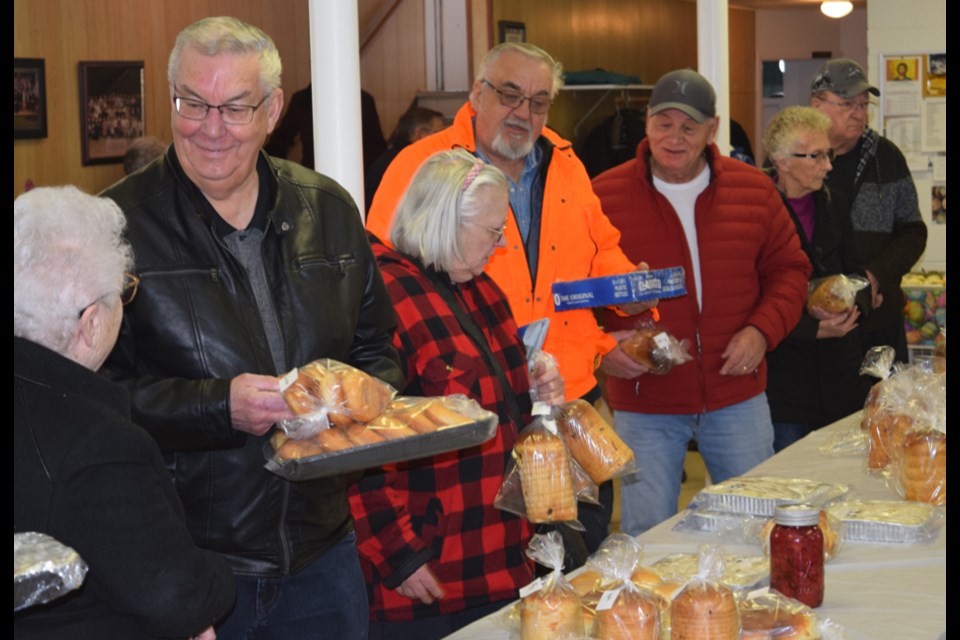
[648,69,717,123]
[810,58,880,98]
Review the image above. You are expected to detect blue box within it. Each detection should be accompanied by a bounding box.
[551,267,687,311]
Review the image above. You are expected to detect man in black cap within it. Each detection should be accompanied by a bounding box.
[811,58,927,362]
[592,69,811,534]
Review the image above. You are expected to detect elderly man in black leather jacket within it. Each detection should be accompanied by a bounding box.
[102,17,402,640]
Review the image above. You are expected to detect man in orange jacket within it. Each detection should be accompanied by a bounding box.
[366,42,648,554]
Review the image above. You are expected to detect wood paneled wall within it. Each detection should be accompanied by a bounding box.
[14,0,757,198]
[490,0,756,152]
[359,0,426,141]
[14,0,311,198]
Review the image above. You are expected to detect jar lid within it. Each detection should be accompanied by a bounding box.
[774,503,820,526]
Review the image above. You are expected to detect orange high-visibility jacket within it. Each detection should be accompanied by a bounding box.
[366,103,636,400]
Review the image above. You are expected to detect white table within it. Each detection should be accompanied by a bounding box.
[445,413,946,639]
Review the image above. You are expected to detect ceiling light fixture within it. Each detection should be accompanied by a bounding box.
[821,1,854,18]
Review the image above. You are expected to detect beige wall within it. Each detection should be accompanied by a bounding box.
[753,6,867,159]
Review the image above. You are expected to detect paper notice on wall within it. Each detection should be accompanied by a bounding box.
[921,100,947,152]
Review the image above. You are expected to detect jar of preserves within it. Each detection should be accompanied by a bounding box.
[769,504,824,607]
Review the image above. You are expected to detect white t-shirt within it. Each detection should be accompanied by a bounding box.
[653,164,711,309]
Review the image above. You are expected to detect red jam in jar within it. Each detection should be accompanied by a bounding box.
[770,504,824,607]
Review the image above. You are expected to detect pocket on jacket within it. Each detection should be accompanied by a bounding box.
[416,352,480,403]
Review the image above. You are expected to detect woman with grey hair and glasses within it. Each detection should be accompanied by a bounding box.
[349,149,563,639]
[14,186,234,639]
[762,107,872,452]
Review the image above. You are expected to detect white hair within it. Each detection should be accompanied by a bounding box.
[168,16,282,95]
[476,42,565,99]
[390,149,508,272]
[14,186,133,353]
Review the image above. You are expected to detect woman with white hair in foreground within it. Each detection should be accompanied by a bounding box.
[14,186,235,640]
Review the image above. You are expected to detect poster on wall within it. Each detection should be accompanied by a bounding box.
[14,58,48,140]
[924,53,946,98]
[79,61,145,165]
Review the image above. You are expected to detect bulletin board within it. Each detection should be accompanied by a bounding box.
[879,53,946,229]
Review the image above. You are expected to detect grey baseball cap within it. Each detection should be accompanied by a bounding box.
[648,69,717,123]
[810,58,880,98]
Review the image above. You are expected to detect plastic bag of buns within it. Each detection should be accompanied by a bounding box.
[738,589,822,640]
[277,358,397,439]
[861,362,945,476]
[518,531,585,640]
[270,395,483,463]
[887,374,946,505]
[554,400,636,484]
[805,273,868,317]
[582,534,661,640]
[669,545,740,640]
[495,403,597,528]
[618,318,692,375]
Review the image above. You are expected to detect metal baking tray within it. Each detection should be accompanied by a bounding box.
[826,500,944,544]
[264,401,498,481]
[694,476,849,517]
[649,553,769,591]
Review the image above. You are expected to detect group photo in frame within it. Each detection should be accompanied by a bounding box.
[14,58,48,140]
[78,60,145,165]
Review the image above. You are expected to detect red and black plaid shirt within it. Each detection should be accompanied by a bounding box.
[348,241,534,622]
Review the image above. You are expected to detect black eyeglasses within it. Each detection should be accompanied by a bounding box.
[790,149,836,164]
[173,89,271,125]
[480,79,552,115]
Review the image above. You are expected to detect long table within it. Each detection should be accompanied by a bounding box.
[445,413,947,639]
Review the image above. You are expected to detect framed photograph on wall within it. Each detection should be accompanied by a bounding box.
[498,21,526,44]
[79,61,145,165]
[14,58,48,139]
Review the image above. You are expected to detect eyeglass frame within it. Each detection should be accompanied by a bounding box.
[465,219,508,243]
[817,96,876,113]
[479,79,552,115]
[76,272,141,319]
[790,149,836,163]
[172,89,271,125]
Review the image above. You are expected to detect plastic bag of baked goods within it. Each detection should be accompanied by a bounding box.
[859,345,897,380]
[584,534,661,640]
[554,399,636,484]
[495,403,597,528]
[738,588,826,640]
[15,532,88,611]
[888,385,946,506]
[277,358,397,439]
[269,394,492,465]
[862,364,944,475]
[618,317,692,375]
[669,545,741,640]
[518,531,585,640]
[528,349,560,405]
[805,274,868,318]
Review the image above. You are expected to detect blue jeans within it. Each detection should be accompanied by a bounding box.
[773,421,814,453]
[615,393,775,535]
[217,531,368,640]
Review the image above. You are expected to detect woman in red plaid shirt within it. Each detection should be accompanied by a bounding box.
[349,150,564,639]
